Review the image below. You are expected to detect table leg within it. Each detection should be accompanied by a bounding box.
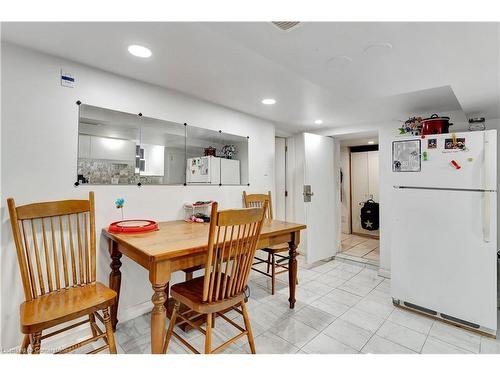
[288,238,298,308]
[151,282,168,354]
[108,240,122,331]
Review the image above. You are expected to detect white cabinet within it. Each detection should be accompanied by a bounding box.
[351,150,379,235]
[140,144,165,176]
[78,134,91,159]
[78,135,136,162]
[88,136,136,161]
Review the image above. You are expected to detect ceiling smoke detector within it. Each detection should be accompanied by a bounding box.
[271,22,300,31]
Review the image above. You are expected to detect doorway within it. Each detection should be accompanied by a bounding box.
[338,135,380,265]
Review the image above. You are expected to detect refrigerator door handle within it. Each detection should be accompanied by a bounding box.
[483,132,490,189]
[482,192,491,243]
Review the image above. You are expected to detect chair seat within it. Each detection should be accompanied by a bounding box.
[262,243,289,254]
[20,282,116,334]
[171,276,245,314]
[182,265,203,274]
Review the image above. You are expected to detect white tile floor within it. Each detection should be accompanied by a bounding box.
[113,252,500,354]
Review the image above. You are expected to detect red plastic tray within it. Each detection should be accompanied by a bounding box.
[108,219,158,234]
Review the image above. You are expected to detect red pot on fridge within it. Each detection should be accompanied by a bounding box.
[421,114,452,135]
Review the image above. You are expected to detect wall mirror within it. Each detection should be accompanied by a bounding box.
[219,131,249,185]
[77,104,249,186]
[137,116,186,185]
[77,104,186,185]
[186,126,249,185]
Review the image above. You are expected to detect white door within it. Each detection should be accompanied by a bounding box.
[275,137,286,220]
[351,150,379,236]
[303,133,337,263]
[351,152,368,234]
[368,151,379,201]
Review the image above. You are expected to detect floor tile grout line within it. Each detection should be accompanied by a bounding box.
[350,279,390,354]
[372,318,422,354]
[341,242,379,258]
[339,235,380,264]
[302,313,362,353]
[425,319,480,354]
[275,316,324,350]
[385,309,435,337]
[319,314,372,354]
[420,328,431,354]
[424,335,476,354]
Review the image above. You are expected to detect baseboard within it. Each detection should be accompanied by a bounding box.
[378,267,391,279]
[117,300,152,326]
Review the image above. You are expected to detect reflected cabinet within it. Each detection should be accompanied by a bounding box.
[76,104,249,186]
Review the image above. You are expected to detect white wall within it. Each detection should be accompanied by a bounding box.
[0,43,276,350]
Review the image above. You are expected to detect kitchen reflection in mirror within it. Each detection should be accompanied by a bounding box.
[77,104,186,185]
[186,126,249,185]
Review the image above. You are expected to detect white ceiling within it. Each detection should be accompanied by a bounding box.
[2,22,499,134]
[339,132,379,147]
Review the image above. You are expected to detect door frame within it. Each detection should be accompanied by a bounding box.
[349,144,380,239]
[275,136,288,220]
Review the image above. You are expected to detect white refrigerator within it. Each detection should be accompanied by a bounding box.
[186,156,220,184]
[391,130,497,335]
[186,156,240,184]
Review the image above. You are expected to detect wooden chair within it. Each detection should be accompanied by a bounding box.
[243,191,293,295]
[7,192,117,354]
[163,202,266,354]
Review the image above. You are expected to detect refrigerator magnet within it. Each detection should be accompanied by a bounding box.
[445,138,466,150]
[392,139,421,172]
[427,139,437,149]
[450,160,461,170]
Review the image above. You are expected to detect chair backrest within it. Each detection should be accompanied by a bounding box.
[7,192,96,301]
[242,191,273,219]
[202,202,267,303]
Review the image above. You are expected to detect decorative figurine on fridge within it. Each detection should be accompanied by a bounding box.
[221,144,237,159]
[399,116,423,136]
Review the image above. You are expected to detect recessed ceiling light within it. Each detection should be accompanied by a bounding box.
[128,45,152,58]
[368,140,375,145]
[262,98,276,105]
[314,119,323,125]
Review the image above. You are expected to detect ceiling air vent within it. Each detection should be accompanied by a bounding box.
[272,21,300,31]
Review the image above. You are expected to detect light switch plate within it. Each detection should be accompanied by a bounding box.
[61,68,75,88]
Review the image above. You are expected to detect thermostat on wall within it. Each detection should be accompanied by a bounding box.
[60,68,75,88]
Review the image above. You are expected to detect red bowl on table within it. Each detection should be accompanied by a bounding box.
[108,219,158,234]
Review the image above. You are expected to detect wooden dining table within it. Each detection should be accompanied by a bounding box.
[102,219,306,354]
